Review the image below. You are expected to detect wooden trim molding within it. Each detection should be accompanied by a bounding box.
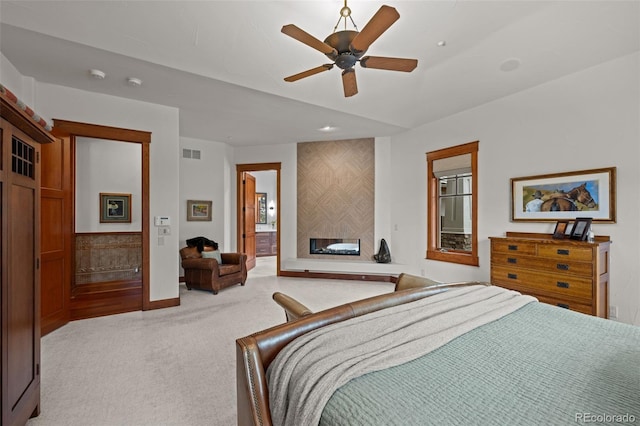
[147,297,180,310]
[53,119,151,144]
[53,119,152,317]
[236,163,282,276]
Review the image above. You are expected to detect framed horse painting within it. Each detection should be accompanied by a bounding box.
[511,167,616,222]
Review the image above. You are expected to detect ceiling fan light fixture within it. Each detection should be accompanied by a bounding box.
[281,2,417,97]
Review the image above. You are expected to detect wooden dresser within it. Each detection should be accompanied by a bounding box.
[489,232,610,318]
[256,231,277,256]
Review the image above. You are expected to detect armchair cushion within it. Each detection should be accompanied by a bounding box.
[201,249,222,263]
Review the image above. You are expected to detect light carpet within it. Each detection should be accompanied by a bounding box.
[27,257,392,426]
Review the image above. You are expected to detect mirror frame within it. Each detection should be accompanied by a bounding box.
[426,141,479,267]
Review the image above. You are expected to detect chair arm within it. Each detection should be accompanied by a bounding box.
[181,257,219,271]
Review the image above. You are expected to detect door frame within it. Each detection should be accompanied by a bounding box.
[52,120,151,313]
[236,163,281,276]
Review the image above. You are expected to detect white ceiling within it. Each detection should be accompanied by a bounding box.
[1,1,638,146]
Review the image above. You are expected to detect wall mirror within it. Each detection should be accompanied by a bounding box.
[256,193,267,224]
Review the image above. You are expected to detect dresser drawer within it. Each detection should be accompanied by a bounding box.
[256,246,270,254]
[534,294,593,315]
[491,240,536,255]
[537,245,593,262]
[491,266,593,301]
[491,253,593,277]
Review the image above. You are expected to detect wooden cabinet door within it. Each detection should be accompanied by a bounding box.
[40,135,72,335]
[1,123,42,425]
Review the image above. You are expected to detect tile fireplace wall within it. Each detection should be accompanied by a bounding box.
[297,138,374,260]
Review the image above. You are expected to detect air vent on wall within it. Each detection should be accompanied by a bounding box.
[182,148,201,159]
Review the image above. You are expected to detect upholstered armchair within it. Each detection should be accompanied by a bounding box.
[180,246,247,295]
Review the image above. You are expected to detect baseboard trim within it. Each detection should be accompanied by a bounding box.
[279,270,396,283]
[146,297,180,310]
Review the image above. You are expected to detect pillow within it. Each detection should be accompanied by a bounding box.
[201,250,222,263]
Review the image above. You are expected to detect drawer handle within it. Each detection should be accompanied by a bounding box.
[557,263,569,271]
[557,303,570,309]
[507,273,518,280]
[507,257,517,264]
[557,249,570,255]
[508,245,518,251]
[556,281,570,289]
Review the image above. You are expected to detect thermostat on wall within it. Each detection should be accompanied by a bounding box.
[154,216,170,226]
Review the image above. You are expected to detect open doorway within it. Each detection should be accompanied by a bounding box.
[236,163,281,276]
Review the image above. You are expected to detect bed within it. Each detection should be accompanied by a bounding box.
[236,284,640,426]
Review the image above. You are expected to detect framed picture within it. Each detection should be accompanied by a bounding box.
[511,167,616,222]
[100,193,131,223]
[569,217,593,241]
[187,200,212,221]
[552,221,569,239]
[255,193,267,224]
[187,200,212,222]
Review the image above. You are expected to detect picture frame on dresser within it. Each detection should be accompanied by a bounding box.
[569,217,592,241]
[552,221,569,239]
[511,167,616,222]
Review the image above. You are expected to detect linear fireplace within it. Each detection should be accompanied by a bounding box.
[310,238,360,255]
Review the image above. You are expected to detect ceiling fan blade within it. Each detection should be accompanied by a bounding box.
[284,64,334,82]
[281,24,337,57]
[360,56,418,72]
[342,69,358,97]
[350,5,400,54]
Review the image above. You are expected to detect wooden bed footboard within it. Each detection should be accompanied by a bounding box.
[235,282,489,426]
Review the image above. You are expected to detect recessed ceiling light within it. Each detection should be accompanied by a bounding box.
[89,69,106,79]
[318,125,338,132]
[127,77,142,87]
[437,40,446,47]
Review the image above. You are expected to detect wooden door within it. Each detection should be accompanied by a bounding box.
[40,134,72,335]
[243,172,257,270]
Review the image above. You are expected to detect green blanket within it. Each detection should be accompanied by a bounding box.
[321,302,640,426]
[268,286,535,426]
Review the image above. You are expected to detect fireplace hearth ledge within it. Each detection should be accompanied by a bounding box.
[281,258,419,276]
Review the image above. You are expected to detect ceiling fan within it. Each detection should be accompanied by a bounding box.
[281,1,418,97]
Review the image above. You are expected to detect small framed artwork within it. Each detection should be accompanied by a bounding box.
[187,200,212,221]
[569,217,592,241]
[552,221,569,239]
[100,193,131,223]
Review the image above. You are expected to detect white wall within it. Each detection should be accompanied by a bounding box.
[4,51,638,323]
[178,136,232,272]
[389,52,640,325]
[76,137,142,232]
[34,83,181,302]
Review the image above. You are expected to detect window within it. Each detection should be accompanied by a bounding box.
[426,141,478,266]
